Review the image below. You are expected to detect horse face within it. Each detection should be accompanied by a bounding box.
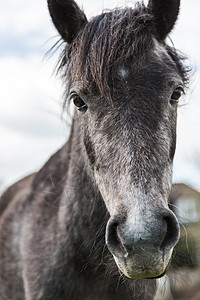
[48,0,186,280]
[71,40,181,279]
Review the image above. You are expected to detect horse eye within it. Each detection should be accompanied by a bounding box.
[70,92,87,112]
[170,86,184,105]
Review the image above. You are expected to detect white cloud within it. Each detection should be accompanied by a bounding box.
[0,127,66,190]
[0,54,67,190]
[0,55,64,132]
[0,0,53,37]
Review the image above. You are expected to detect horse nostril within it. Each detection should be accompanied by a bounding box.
[106,211,180,259]
[106,218,127,258]
[160,211,180,251]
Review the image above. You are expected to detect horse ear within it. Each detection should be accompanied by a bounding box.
[47,0,88,43]
[148,0,180,40]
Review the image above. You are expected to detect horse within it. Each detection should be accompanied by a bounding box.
[0,0,189,299]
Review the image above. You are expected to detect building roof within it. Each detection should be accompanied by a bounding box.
[170,183,200,203]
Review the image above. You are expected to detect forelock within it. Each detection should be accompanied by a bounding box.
[66,4,154,99]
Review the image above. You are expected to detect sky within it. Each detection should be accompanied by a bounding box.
[1,0,200,192]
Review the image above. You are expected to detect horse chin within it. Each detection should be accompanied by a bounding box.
[121,269,167,280]
[113,253,170,280]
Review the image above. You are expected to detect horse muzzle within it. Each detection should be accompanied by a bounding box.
[106,208,180,279]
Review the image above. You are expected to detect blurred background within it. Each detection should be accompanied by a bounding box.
[1,0,200,299]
